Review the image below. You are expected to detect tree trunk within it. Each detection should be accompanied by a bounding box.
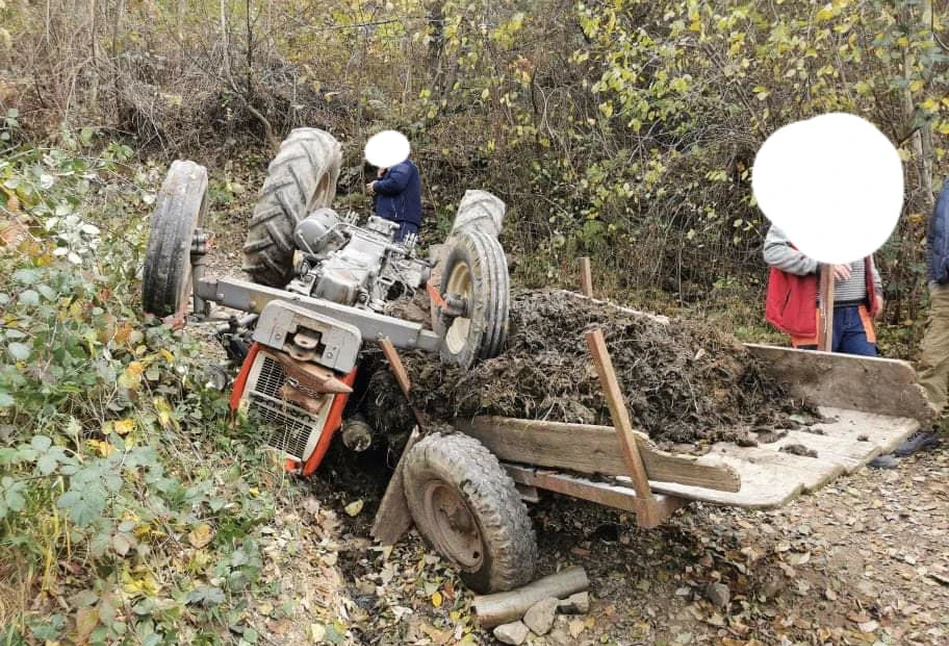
[918,0,935,206]
[901,1,934,210]
[89,0,98,110]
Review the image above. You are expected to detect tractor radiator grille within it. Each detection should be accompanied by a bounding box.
[246,354,323,461]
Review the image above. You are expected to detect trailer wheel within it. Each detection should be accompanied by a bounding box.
[402,432,536,593]
[435,229,509,367]
[142,160,208,317]
[242,128,342,287]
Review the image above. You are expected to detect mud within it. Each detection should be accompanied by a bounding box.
[366,289,812,446]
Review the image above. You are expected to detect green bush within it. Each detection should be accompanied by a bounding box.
[0,144,278,645]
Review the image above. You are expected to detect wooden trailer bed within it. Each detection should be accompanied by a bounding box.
[372,330,936,541]
[451,340,935,525]
[459,406,920,511]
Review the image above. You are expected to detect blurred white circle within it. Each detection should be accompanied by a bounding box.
[752,112,904,264]
[365,130,410,168]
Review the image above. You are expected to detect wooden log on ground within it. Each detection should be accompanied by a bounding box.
[472,567,590,628]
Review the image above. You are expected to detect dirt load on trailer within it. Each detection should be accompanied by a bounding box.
[375,288,815,448]
[366,288,932,512]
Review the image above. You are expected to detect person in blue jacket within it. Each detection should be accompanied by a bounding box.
[366,157,423,242]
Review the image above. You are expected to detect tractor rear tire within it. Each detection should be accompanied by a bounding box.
[402,432,537,593]
[450,189,505,239]
[435,229,510,367]
[242,128,341,287]
[142,160,208,317]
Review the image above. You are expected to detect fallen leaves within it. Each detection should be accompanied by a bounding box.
[118,360,144,390]
[113,418,135,435]
[857,619,879,633]
[309,622,326,642]
[568,618,586,638]
[121,570,161,597]
[86,439,114,457]
[188,523,214,549]
[344,500,364,517]
[112,532,134,557]
[75,606,98,643]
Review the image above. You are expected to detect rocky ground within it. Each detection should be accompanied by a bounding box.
[292,442,948,646]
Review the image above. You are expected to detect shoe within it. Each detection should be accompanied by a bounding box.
[869,454,899,469]
[892,430,941,457]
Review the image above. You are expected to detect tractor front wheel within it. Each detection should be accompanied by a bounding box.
[142,160,209,317]
[434,229,510,368]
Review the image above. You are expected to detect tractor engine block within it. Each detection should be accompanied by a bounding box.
[288,209,431,312]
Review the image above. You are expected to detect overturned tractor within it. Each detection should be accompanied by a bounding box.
[141,128,537,592]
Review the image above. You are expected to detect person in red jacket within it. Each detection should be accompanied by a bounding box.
[763,225,883,355]
[763,225,938,466]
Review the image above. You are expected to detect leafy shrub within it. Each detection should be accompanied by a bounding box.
[0,144,278,645]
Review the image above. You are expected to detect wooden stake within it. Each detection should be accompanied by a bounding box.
[818,264,835,352]
[378,336,412,395]
[370,338,421,545]
[585,328,659,526]
[579,257,593,297]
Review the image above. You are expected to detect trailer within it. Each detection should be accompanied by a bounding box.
[370,321,934,593]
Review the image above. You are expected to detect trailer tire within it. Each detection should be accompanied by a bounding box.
[435,229,509,367]
[242,128,341,287]
[142,160,208,317]
[402,432,536,593]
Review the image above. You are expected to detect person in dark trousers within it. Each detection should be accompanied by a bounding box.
[763,223,939,467]
[902,180,949,456]
[918,180,949,413]
[869,184,948,466]
[366,157,422,242]
[763,225,883,355]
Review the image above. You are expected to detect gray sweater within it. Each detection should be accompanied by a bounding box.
[763,226,883,304]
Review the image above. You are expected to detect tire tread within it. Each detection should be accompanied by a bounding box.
[241,128,341,286]
[403,432,537,593]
